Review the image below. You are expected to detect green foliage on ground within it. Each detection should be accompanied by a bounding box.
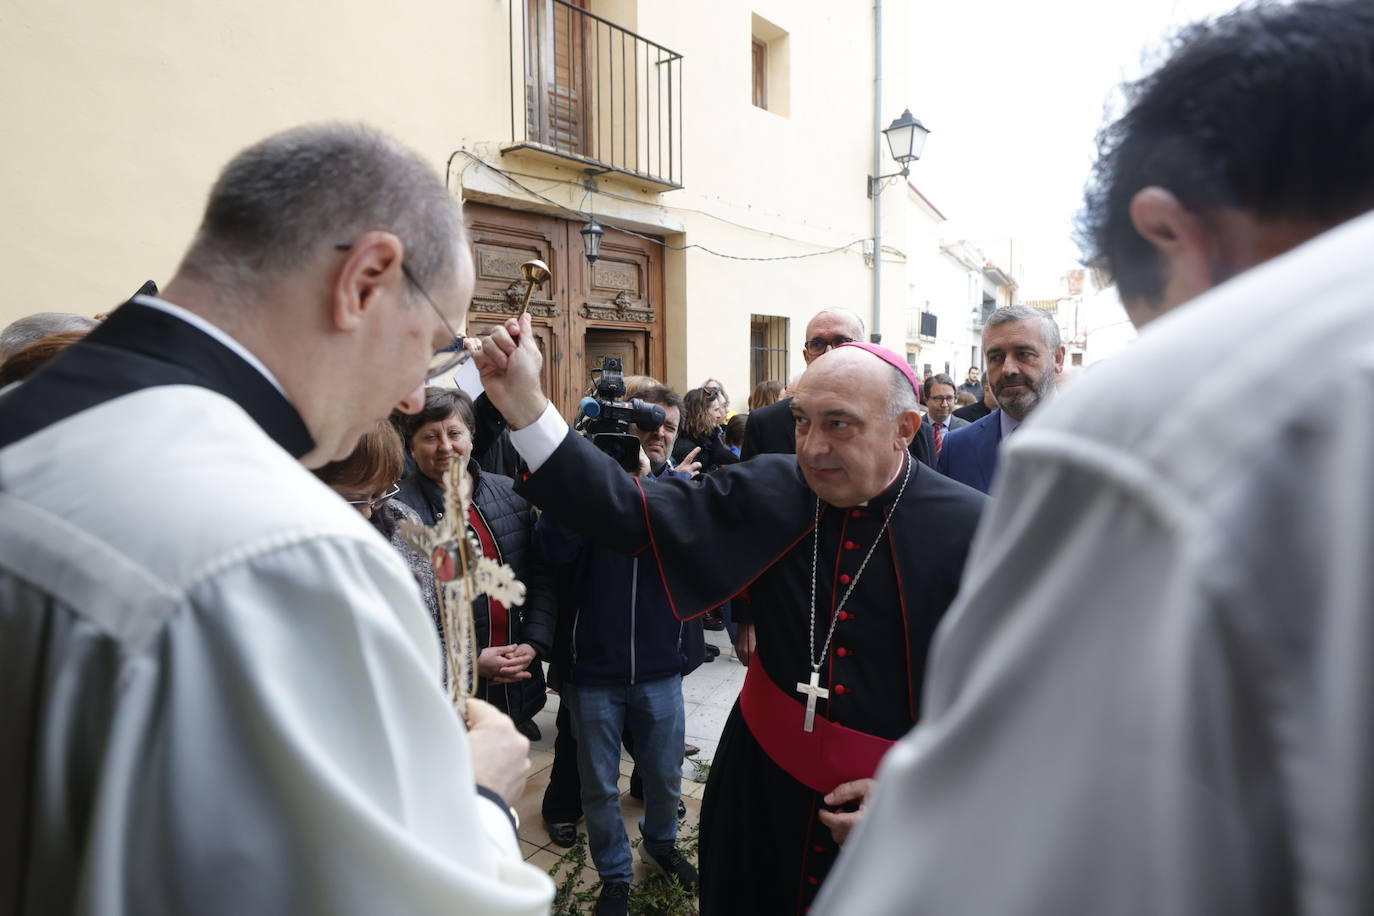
[548,820,702,915]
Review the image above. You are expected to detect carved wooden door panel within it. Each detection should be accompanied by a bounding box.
[583,328,648,395]
[461,202,664,419]
[568,227,664,396]
[464,204,567,409]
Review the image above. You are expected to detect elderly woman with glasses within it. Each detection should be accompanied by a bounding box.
[394,387,554,740]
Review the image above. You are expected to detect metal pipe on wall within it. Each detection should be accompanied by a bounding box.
[870,0,883,344]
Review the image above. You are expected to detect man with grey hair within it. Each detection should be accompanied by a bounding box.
[471,326,984,915]
[935,305,1063,493]
[0,311,97,362]
[0,124,553,914]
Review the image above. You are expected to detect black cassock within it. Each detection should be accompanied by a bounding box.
[519,431,984,915]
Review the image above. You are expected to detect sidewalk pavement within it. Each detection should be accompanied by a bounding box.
[512,627,746,884]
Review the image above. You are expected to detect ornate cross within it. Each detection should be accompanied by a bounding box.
[398,461,525,720]
[796,670,830,733]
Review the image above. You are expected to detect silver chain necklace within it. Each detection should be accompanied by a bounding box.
[807,458,912,672]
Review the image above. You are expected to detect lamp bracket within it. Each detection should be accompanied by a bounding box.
[583,167,611,193]
[867,166,911,199]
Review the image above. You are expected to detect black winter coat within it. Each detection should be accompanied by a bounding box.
[395,463,555,723]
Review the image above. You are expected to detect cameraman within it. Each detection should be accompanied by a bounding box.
[533,385,699,914]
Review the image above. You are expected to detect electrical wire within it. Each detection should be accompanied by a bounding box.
[491,160,882,251]
[453,150,908,263]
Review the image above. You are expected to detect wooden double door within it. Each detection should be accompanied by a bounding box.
[464,202,666,419]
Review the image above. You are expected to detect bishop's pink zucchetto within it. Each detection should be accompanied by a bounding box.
[835,341,921,398]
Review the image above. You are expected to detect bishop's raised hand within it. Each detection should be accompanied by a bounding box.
[469,313,549,429]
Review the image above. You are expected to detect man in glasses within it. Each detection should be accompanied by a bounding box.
[0,124,552,914]
[740,308,937,467]
[921,373,967,459]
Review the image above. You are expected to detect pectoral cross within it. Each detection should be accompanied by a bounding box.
[796,669,829,733]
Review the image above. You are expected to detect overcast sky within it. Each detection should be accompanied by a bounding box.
[902,0,1248,292]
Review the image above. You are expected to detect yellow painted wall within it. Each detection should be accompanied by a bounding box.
[0,0,508,320]
[2,0,913,407]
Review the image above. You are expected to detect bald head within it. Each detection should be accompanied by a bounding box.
[791,345,918,506]
[802,309,866,365]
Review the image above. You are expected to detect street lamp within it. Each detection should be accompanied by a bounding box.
[867,109,931,197]
[580,219,605,264]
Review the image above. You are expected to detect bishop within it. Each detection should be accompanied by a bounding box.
[472,318,985,916]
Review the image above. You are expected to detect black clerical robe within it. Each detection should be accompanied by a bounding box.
[519,431,985,915]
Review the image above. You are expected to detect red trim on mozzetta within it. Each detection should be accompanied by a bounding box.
[825,507,848,700]
[888,525,917,722]
[739,651,896,795]
[639,473,817,622]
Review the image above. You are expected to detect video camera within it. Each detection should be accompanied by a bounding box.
[576,357,665,472]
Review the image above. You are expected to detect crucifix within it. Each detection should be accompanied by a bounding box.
[796,670,830,733]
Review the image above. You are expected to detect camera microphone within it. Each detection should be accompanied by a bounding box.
[577,396,602,420]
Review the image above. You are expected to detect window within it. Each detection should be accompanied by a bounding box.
[750,14,789,116]
[750,314,789,389]
[752,39,767,109]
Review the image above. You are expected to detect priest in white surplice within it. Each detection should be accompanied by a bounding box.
[815,3,1374,914]
[0,125,553,915]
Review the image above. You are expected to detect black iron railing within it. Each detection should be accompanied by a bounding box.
[509,0,683,188]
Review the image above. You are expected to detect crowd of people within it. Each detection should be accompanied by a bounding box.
[4,2,1374,914]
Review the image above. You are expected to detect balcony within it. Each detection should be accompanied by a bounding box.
[907,310,937,341]
[506,0,684,190]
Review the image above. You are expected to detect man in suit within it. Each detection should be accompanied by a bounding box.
[923,373,967,459]
[742,307,936,466]
[936,305,1063,493]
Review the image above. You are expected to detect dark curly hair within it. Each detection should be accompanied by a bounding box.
[1077,0,1374,305]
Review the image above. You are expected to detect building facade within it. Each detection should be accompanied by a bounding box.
[2,0,917,415]
[901,183,1019,381]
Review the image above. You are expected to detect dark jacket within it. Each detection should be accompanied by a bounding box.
[953,399,993,423]
[534,463,702,686]
[739,397,795,460]
[935,409,1003,495]
[672,427,739,475]
[395,462,555,721]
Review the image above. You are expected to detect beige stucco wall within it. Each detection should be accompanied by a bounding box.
[2,0,911,406]
[0,0,508,321]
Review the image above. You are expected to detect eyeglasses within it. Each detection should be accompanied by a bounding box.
[928,395,957,403]
[344,483,401,511]
[335,243,471,380]
[804,335,856,355]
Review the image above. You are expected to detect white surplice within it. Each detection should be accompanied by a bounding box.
[0,385,553,915]
[815,210,1374,915]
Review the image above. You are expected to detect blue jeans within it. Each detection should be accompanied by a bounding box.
[564,676,685,883]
